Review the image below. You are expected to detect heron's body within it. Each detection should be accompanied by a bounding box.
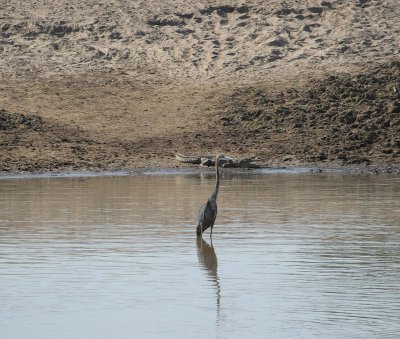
[196,195,217,236]
[196,155,221,238]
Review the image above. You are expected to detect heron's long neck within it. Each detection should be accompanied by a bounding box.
[212,161,220,200]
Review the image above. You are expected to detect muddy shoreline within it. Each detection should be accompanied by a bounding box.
[1,61,399,175]
[1,162,399,180]
[1,60,399,175]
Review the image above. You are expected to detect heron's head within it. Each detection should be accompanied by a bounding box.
[215,154,225,167]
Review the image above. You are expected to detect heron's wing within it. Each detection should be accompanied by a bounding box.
[196,202,207,224]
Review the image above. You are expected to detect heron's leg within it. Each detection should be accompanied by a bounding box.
[210,226,213,240]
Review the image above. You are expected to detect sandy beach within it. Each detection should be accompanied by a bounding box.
[1,0,399,173]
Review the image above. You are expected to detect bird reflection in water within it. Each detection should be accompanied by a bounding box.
[196,237,221,325]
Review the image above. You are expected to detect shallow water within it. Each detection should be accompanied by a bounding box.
[1,171,399,339]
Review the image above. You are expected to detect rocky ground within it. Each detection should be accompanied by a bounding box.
[0,0,399,173]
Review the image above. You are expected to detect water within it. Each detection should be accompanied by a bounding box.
[0,171,399,339]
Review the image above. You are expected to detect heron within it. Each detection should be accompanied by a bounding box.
[196,154,223,239]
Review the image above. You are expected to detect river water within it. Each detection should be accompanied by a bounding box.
[0,170,399,339]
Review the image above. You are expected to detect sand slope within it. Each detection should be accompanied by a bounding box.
[0,0,399,172]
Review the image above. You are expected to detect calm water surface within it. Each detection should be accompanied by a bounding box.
[0,171,399,339]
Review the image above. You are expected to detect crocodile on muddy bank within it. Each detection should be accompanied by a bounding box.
[175,153,260,168]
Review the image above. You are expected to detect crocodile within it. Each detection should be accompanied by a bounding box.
[175,153,260,168]
[175,153,210,164]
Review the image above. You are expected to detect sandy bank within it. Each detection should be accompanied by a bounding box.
[0,0,399,173]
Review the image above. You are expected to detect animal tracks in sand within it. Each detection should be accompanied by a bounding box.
[1,0,399,82]
[137,0,399,81]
